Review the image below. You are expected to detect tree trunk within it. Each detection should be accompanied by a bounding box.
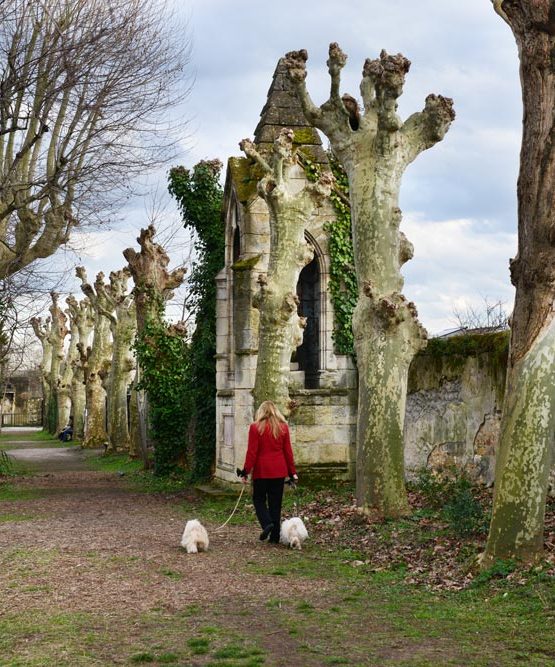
[484,0,555,563]
[123,225,186,333]
[30,316,52,428]
[57,300,80,432]
[76,269,112,448]
[124,225,186,467]
[285,45,454,516]
[240,131,331,415]
[104,269,136,452]
[47,293,68,434]
[69,297,94,440]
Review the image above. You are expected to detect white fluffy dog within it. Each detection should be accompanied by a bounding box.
[180,519,209,554]
[280,517,308,550]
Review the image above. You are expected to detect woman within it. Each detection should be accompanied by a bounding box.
[241,400,298,543]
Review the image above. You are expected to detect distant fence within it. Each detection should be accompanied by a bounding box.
[1,412,42,427]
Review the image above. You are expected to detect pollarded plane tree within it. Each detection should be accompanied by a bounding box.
[123,225,186,334]
[66,295,93,440]
[285,45,455,517]
[46,292,68,434]
[124,225,187,469]
[94,268,136,452]
[29,314,52,426]
[57,296,81,433]
[239,130,332,415]
[0,0,188,280]
[76,267,113,448]
[482,0,555,564]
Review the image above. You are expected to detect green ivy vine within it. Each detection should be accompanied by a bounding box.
[133,298,189,475]
[303,152,357,357]
[168,160,224,480]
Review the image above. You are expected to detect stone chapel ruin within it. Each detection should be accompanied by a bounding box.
[214,59,525,488]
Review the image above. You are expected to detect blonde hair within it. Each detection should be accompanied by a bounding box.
[255,400,287,438]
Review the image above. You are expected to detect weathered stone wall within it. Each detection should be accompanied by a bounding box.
[404,332,509,485]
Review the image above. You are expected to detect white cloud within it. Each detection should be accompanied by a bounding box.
[402,216,517,334]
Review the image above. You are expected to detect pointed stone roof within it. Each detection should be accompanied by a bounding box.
[253,58,328,165]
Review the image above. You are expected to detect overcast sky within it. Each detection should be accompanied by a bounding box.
[66,0,521,335]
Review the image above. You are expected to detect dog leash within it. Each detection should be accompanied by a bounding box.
[286,477,300,515]
[214,483,246,531]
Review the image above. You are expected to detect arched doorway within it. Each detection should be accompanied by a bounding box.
[232,226,241,263]
[296,255,320,389]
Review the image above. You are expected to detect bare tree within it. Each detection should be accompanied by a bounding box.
[95,268,136,452]
[239,130,332,414]
[0,0,190,279]
[65,294,93,439]
[76,267,112,447]
[285,45,454,517]
[452,297,509,332]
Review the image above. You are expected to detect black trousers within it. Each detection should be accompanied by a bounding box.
[252,478,285,542]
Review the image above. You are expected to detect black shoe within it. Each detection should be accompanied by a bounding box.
[268,537,279,544]
[259,523,274,541]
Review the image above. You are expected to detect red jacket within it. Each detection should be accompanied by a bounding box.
[243,421,296,480]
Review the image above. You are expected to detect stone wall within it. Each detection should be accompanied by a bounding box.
[404,332,509,485]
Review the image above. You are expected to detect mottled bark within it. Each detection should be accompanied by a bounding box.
[30,315,52,426]
[57,300,79,432]
[285,45,454,516]
[124,225,185,466]
[76,268,113,448]
[240,130,332,415]
[123,225,185,332]
[66,296,94,439]
[46,293,68,433]
[95,268,136,452]
[484,0,555,564]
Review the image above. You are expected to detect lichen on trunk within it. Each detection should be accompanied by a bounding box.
[47,293,68,434]
[239,130,332,415]
[30,316,53,428]
[92,268,136,452]
[76,268,113,448]
[483,0,555,564]
[285,44,454,516]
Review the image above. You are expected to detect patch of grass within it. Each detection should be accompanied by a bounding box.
[86,452,143,475]
[211,644,264,659]
[187,636,210,655]
[471,559,518,586]
[0,512,34,522]
[130,652,155,663]
[160,568,182,580]
[0,483,43,501]
[0,448,14,475]
[0,430,57,442]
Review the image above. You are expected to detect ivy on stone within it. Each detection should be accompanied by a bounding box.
[133,305,189,475]
[168,160,224,480]
[303,153,357,357]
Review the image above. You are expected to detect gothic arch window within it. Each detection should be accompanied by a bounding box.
[295,235,323,389]
[232,225,241,263]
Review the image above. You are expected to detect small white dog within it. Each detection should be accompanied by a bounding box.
[280,517,308,550]
[180,519,209,554]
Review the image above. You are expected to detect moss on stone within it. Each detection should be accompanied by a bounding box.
[424,331,509,361]
[292,127,318,145]
[228,157,265,203]
[408,331,510,394]
[231,254,262,272]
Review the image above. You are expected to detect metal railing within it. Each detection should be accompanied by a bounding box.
[1,412,42,427]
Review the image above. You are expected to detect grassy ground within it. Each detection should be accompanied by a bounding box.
[0,429,76,448]
[0,435,553,666]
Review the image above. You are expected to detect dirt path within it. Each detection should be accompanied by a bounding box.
[1,433,551,666]
[1,436,351,666]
